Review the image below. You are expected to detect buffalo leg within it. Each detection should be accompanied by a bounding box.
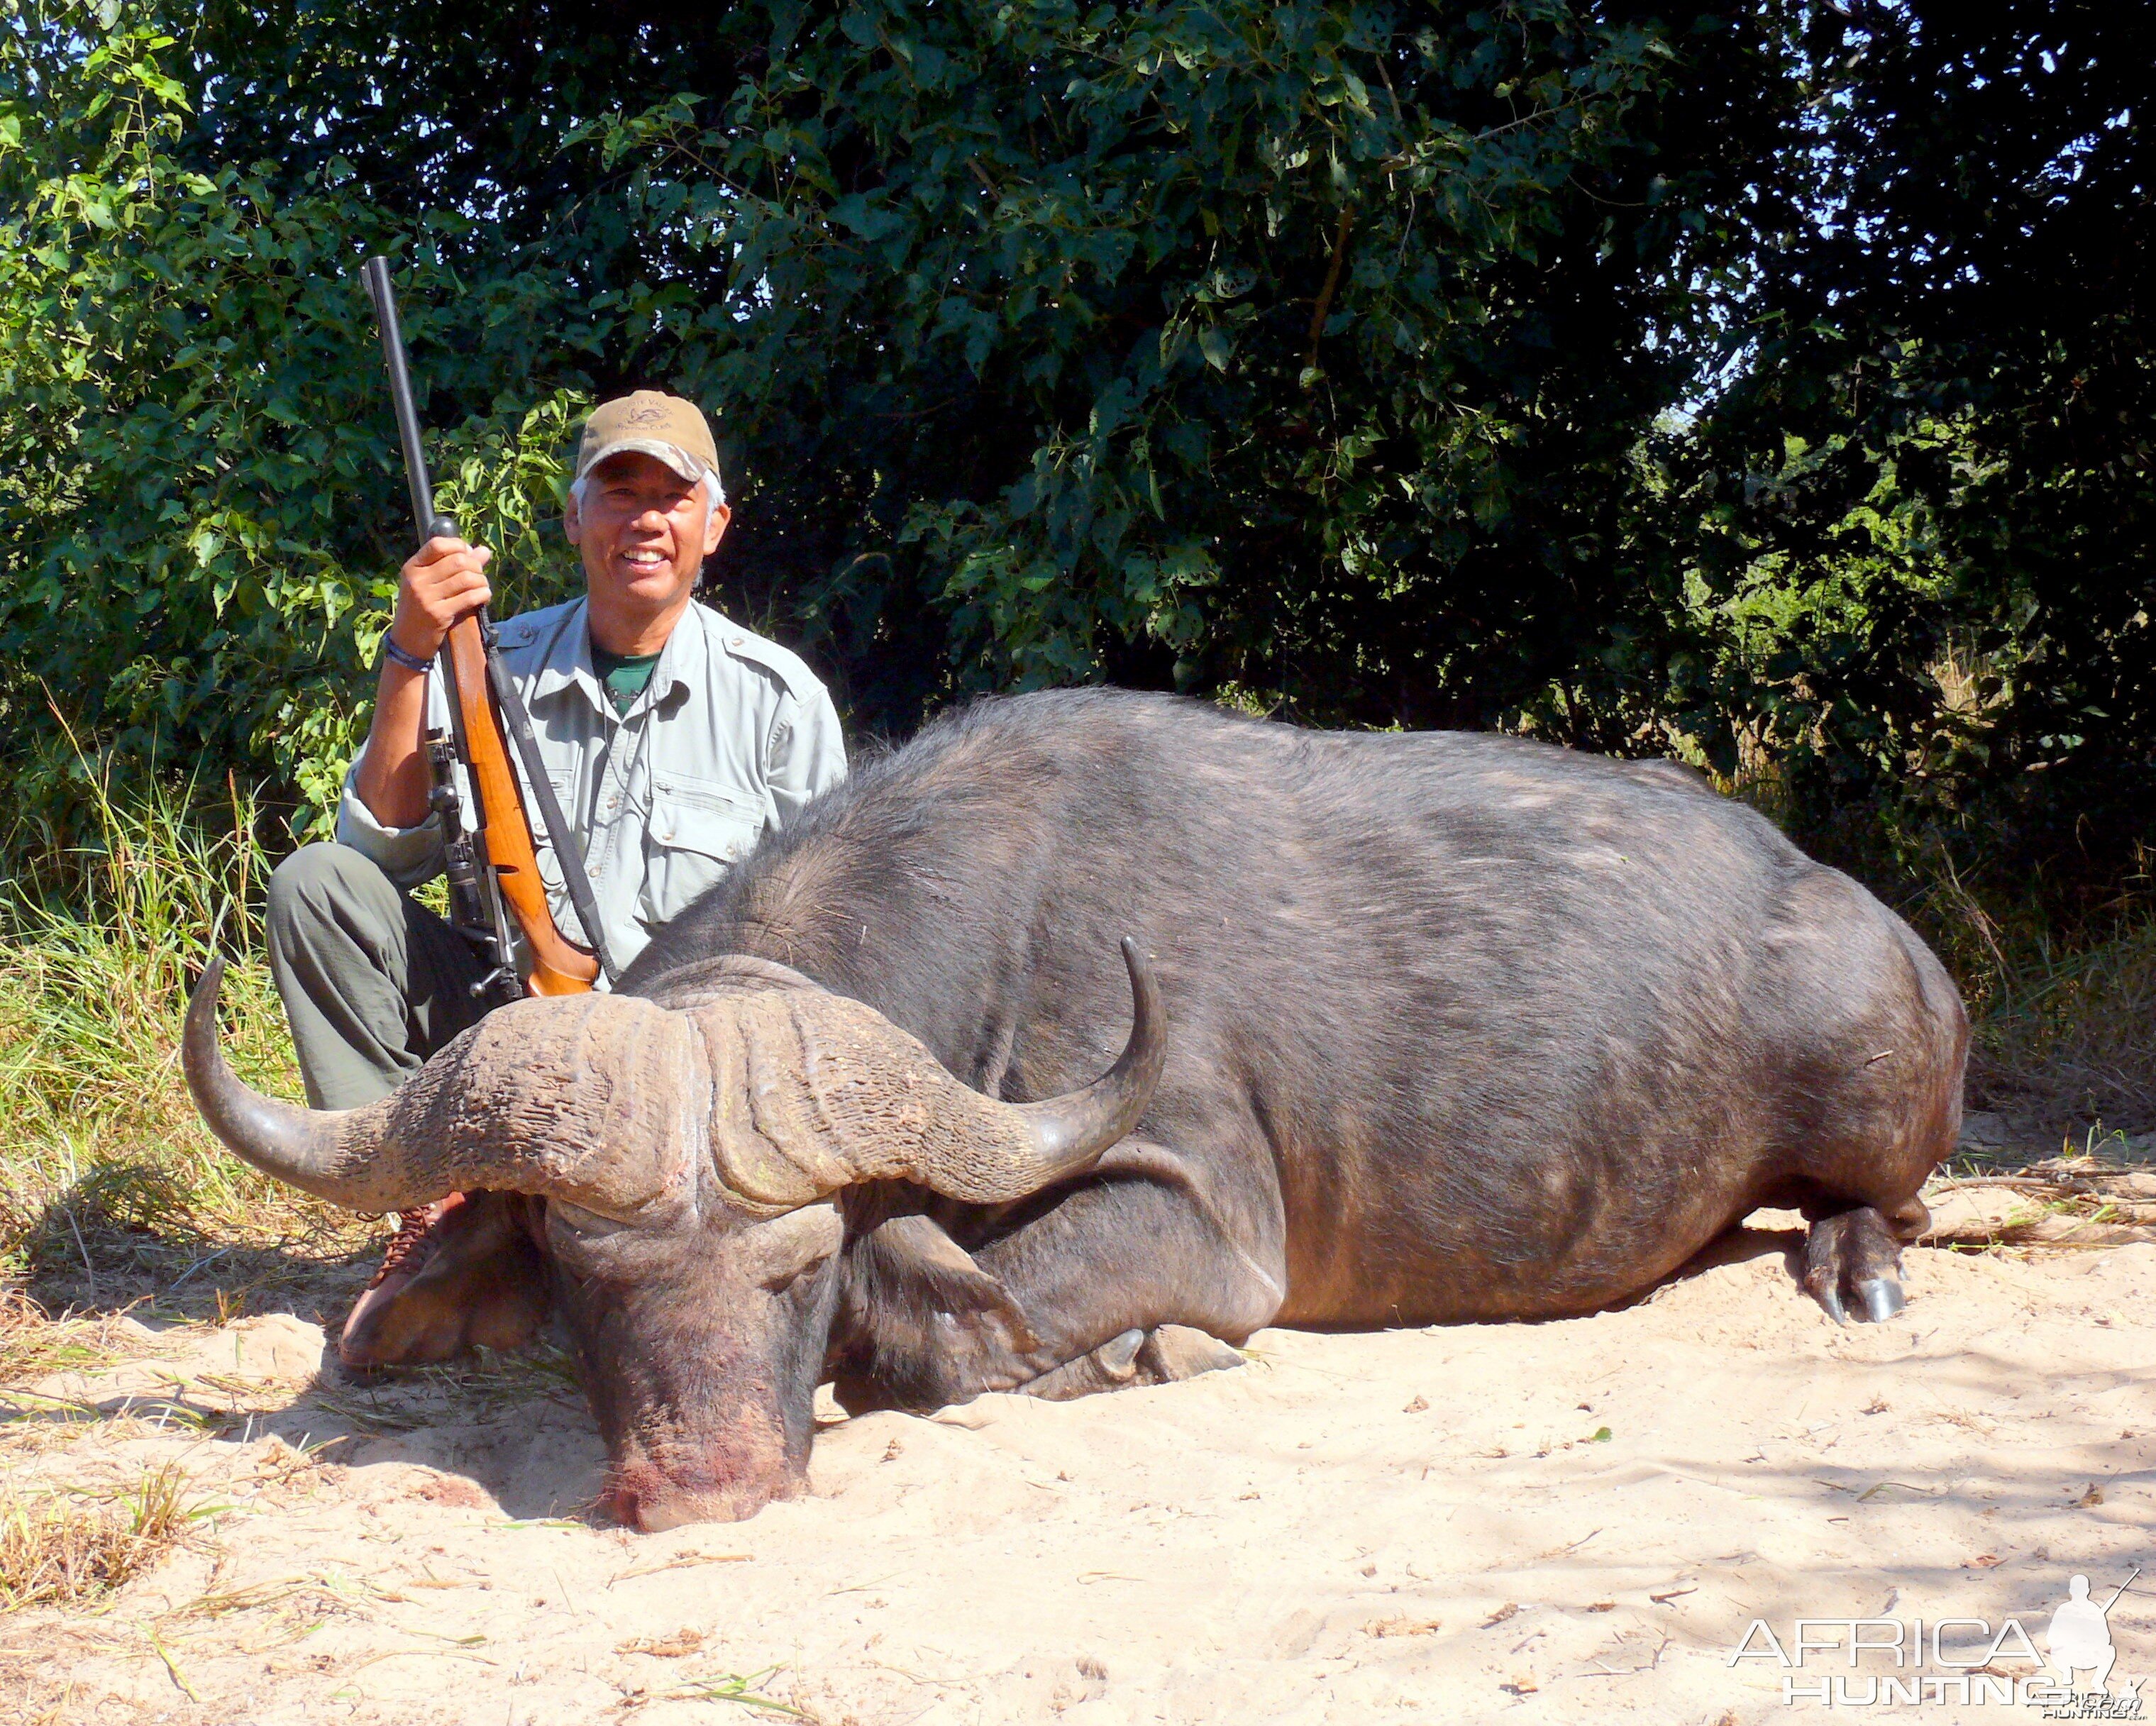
[843,1140,1284,1410]
[1024,1324,1248,1402]
[1801,1202,1919,1324]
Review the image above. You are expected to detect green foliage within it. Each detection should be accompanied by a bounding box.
[0,0,2147,956]
[0,0,1785,824]
[1657,2,2156,914]
[577,0,1774,724]
[0,4,595,834]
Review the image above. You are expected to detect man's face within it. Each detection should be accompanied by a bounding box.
[565,450,730,616]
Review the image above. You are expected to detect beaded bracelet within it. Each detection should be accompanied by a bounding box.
[377,635,434,676]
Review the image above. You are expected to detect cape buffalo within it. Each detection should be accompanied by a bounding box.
[185,689,1967,1528]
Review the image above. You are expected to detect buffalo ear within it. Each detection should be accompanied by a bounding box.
[827,1210,1038,1413]
[857,1212,1039,1351]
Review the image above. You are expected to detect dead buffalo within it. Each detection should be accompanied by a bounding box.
[185,688,1967,1528]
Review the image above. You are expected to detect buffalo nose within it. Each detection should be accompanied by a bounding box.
[599,1475,761,1530]
[631,1494,710,1534]
[597,1482,642,1527]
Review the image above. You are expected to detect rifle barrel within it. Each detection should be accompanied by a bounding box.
[358,250,604,998]
[360,256,455,546]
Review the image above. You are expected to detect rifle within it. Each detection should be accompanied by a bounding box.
[360,256,617,1000]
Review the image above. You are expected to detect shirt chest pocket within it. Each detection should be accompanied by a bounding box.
[529,769,579,895]
[638,779,766,927]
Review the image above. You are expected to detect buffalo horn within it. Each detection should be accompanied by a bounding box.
[182,957,692,1216]
[704,939,1167,1210]
[1002,937,1167,1181]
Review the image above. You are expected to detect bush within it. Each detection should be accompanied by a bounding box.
[1,0,2149,1065]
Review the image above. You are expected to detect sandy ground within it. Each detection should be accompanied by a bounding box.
[3,1216,2152,1725]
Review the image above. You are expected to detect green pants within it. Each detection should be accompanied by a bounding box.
[266,843,494,1110]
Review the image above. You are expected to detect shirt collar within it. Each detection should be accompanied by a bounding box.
[529,595,704,719]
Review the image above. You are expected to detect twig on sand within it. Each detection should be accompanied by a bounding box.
[616,1666,805,1717]
[825,1572,902,1597]
[664,1672,805,1717]
[1577,1632,1672,1678]
[341,1647,499,1674]
[609,1551,752,1586]
[167,1569,385,1620]
[1858,1480,1943,1502]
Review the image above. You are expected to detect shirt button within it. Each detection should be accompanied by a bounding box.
[731,637,744,648]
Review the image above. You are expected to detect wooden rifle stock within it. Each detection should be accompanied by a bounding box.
[441,616,599,996]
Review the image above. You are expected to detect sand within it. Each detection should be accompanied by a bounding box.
[4,1217,2152,1724]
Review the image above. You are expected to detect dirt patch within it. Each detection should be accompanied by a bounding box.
[1,1230,2150,1723]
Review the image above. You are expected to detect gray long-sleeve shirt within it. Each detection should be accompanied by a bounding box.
[336,596,847,978]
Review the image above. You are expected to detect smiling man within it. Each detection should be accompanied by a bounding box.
[265,392,846,1363]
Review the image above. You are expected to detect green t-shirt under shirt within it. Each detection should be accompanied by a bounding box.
[590,642,662,715]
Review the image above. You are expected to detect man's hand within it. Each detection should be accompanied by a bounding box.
[387,536,493,660]
[356,536,492,832]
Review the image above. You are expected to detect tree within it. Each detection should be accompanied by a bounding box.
[1662,1,2156,911]
[3,0,2148,931]
[0,0,1794,830]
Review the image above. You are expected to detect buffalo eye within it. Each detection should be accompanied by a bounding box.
[741,1204,844,1292]
[761,1260,822,1296]
[547,1198,633,1239]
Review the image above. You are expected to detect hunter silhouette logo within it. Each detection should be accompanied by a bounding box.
[2047,1570,2139,1700]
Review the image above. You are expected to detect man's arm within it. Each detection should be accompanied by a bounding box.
[351,535,493,828]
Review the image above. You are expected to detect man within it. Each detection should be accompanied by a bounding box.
[267,391,846,1367]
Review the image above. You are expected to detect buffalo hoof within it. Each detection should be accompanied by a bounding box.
[1801,1205,1909,1326]
[1024,1328,1146,1401]
[1138,1325,1246,1383]
[1855,1276,1906,1323]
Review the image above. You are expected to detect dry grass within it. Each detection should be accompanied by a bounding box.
[1911,829,2156,1132]
[1700,679,2156,1139]
[0,1461,204,1612]
[0,1290,116,1387]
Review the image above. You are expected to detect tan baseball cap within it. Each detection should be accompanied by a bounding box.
[575,391,723,497]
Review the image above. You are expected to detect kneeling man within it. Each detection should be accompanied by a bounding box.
[267,392,846,1365]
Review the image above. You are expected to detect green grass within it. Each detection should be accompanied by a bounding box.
[0,765,374,1349]
[1961,910,2156,1130]
[0,1460,209,1612]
